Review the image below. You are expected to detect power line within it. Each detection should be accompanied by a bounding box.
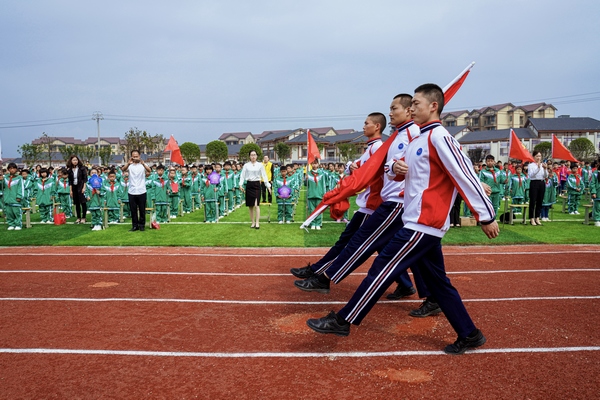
[0,119,91,129]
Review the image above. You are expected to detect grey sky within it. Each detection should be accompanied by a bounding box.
[1,0,599,159]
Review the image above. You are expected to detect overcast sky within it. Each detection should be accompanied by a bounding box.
[1,0,599,159]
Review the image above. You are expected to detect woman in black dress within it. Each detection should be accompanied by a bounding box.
[67,155,88,224]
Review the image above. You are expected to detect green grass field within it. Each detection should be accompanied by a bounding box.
[1,192,598,247]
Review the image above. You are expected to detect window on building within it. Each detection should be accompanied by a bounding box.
[472,118,479,126]
[446,121,456,127]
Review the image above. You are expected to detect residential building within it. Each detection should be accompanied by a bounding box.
[443,102,556,131]
[218,132,255,145]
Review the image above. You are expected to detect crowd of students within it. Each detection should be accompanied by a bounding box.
[0,159,314,230]
[450,157,600,227]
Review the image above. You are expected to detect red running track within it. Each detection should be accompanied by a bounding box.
[0,245,598,399]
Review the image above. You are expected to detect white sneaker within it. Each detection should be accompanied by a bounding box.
[91,225,100,231]
[316,226,321,230]
[575,211,580,215]
[595,221,600,227]
[311,226,316,230]
[279,221,283,224]
[570,212,576,215]
[14,226,21,230]
[286,221,291,224]
[171,216,177,219]
[7,226,15,231]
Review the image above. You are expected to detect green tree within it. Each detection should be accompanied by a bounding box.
[205,140,229,162]
[568,137,596,161]
[533,141,552,161]
[80,146,97,165]
[122,128,164,160]
[180,142,201,164]
[238,143,262,163]
[38,132,54,166]
[18,143,43,168]
[336,143,358,163]
[99,146,113,166]
[274,142,291,163]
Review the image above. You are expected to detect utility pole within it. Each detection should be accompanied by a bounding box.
[92,112,104,165]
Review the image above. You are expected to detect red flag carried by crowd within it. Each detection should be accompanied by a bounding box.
[165,135,185,166]
[508,129,535,163]
[300,62,475,229]
[551,134,579,162]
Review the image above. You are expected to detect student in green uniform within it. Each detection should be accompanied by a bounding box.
[180,165,192,214]
[223,161,235,214]
[201,165,218,223]
[167,168,180,219]
[86,167,105,231]
[1,163,25,230]
[566,163,584,214]
[34,168,56,224]
[590,164,600,227]
[306,158,326,230]
[55,169,73,218]
[190,164,201,211]
[213,163,225,218]
[20,169,33,209]
[119,171,130,218]
[509,165,528,213]
[479,154,506,216]
[152,165,169,223]
[274,166,293,223]
[103,170,121,224]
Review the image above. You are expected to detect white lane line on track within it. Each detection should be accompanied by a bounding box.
[0,346,599,358]
[0,268,598,276]
[0,296,599,305]
[0,250,599,257]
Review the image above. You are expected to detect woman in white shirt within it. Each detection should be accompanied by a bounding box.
[239,150,271,229]
[528,151,548,226]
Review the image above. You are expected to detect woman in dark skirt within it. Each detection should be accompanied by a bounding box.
[67,154,88,224]
[239,150,271,229]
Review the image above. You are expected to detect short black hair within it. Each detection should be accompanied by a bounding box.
[368,112,387,132]
[414,83,445,114]
[7,162,18,169]
[485,154,495,161]
[130,149,140,156]
[392,94,413,109]
[157,164,165,171]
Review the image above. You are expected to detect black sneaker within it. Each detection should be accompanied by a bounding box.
[294,275,330,294]
[290,264,315,279]
[386,285,417,300]
[444,329,486,355]
[409,299,442,318]
[306,311,350,336]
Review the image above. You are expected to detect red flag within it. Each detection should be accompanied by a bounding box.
[307,129,320,165]
[165,135,185,166]
[442,62,474,104]
[552,134,579,162]
[301,63,475,229]
[508,129,535,163]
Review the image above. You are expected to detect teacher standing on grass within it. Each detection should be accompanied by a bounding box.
[122,149,151,232]
[239,150,271,229]
[528,151,548,226]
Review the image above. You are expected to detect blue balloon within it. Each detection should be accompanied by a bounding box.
[89,174,102,189]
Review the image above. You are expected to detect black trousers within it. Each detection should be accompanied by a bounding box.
[529,180,544,219]
[260,181,272,203]
[129,193,147,228]
[71,185,87,219]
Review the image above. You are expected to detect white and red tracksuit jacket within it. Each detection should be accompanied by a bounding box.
[391,121,495,238]
[382,120,421,203]
[347,138,384,215]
